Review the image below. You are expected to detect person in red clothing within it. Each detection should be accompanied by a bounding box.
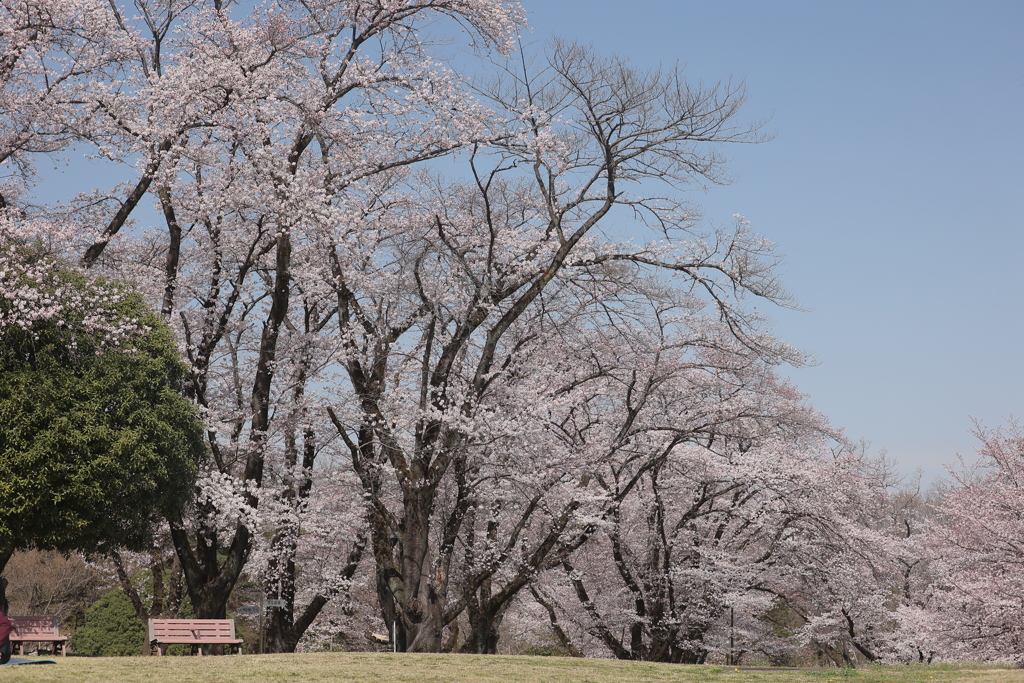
[0,607,11,664]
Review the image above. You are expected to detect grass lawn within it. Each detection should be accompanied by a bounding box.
[0,653,1018,683]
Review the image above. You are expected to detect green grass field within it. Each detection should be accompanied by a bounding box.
[1,654,1019,683]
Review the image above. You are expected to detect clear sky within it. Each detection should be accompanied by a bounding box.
[526,1,1024,482]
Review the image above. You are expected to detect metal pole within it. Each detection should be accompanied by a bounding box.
[260,599,265,655]
[392,621,397,653]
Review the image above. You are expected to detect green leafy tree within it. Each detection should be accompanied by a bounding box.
[0,255,205,576]
[71,589,147,656]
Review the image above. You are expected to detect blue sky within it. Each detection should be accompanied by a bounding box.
[526,1,1024,482]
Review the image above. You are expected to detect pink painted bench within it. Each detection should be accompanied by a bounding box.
[9,616,68,656]
[147,618,243,655]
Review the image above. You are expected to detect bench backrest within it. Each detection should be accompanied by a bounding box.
[148,619,237,642]
[9,616,61,638]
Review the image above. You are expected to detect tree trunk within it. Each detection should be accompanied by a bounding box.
[168,513,251,620]
[376,567,406,652]
[264,533,366,652]
[460,603,505,654]
[0,570,9,614]
[530,587,583,657]
[396,491,445,653]
[168,228,291,621]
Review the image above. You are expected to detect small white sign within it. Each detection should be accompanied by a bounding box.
[237,606,260,615]
[264,599,287,608]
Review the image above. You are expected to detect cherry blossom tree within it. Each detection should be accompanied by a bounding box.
[528,386,839,663]
[522,423,938,666]
[311,39,803,652]
[740,451,936,668]
[915,420,1024,663]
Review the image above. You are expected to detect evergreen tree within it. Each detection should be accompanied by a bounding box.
[71,589,146,656]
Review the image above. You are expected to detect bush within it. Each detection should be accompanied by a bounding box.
[71,589,145,656]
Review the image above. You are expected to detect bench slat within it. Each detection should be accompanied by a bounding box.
[9,635,68,641]
[155,637,243,643]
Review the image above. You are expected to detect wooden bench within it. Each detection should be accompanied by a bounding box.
[9,616,68,656]
[148,618,244,655]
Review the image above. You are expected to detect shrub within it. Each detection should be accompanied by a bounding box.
[71,589,145,656]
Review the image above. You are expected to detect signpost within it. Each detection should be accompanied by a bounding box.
[240,599,288,654]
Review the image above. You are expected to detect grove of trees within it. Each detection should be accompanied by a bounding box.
[1,0,1021,665]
